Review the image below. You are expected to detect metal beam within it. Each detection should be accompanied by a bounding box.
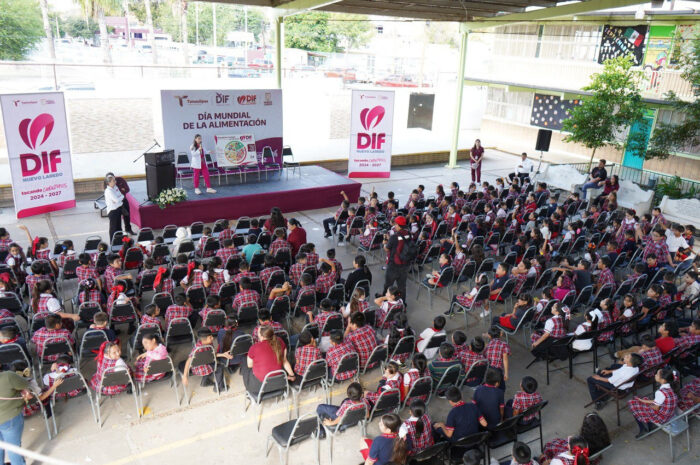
[275,16,283,88]
[463,0,650,30]
[273,0,341,10]
[448,31,468,169]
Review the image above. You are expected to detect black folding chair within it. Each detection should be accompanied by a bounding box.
[265,413,320,465]
[244,369,290,431]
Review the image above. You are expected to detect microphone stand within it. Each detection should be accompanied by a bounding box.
[133,140,161,163]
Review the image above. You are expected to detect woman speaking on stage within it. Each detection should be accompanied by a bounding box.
[189,134,216,195]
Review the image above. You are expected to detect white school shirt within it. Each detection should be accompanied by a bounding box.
[665,229,689,253]
[398,415,419,439]
[104,185,124,213]
[679,280,700,300]
[202,269,230,283]
[653,383,671,405]
[609,364,639,390]
[572,322,592,351]
[40,293,62,313]
[551,453,573,465]
[417,328,445,359]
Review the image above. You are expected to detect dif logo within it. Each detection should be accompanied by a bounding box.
[237,94,256,105]
[357,106,386,150]
[215,93,229,104]
[17,114,62,177]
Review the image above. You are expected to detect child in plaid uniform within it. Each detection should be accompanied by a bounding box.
[199,295,225,332]
[43,356,84,399]
[165,294,193,328]
[637,335,664,377]
[628,367,678,438]
[197,228,215,258]
[231,277,260,313]
[531,303,566,360]
[595,257,616,293]
[202,258,229,295]
[78,278,103,307]
[252,308,284,343]
[316,382,369,432]
[269,229,291,256]
[506,376,543,424]
[232,261,257,284]
[315,259,337,301]
[90,342,131,395]
[26,262,52,295]
[402,354,429,402]
[365,361,401,405]
[678,377,700,411]
[485,326,511,390]
[31,315,75,363]
[345,312,377,370]
[294,274,316,315]
[133,333,169,384]
[259,255,283,291]
[400,399,434,455]
[326,331,357,381]
[289,253,307,287]
[216,239,238,263]
[642,230,672,266]
[179,328,232,391]
[180,261,205,289]
[103,255,123,291]
[374,286,404,329]
[140,304,164,333]
[303,243,319,268]
[294,330,321,376]
[76,253,100,286]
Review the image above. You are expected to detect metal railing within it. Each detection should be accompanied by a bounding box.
[563,161,700,201]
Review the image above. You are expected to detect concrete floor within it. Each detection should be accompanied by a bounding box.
[2,151,697,465]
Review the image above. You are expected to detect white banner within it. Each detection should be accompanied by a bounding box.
[0,92,75,218]
[349,90,395,178]
[160,89,283,166]
[214,134,258,167]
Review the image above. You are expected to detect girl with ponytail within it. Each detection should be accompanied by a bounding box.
[399,399,434,455]
[550,435,589,465]
[628,366,679,438]
[360,413,408,465]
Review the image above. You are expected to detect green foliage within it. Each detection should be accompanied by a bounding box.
[647,34,700,160]
[654,175,699,202]
[561,55,645,167]
[63,16,99,39]
[285,11,372,53]
[0,0,43,60]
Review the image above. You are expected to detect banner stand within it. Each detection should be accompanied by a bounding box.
[348,90,395,178]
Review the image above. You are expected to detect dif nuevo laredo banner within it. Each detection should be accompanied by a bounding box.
[0,92,75,218]
[160,89,282,165]
[348,90,395,178]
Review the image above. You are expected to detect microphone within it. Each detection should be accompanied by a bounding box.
[153,138,161,148]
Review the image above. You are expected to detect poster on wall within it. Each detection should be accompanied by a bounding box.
[670,24,700,68]
[643,25,676,71]
[348,90,395,178]
[598,25,648,65]
[0,92,75,218]
[214,134,258,167]
[160,89,282,166]
[529,93,582,131]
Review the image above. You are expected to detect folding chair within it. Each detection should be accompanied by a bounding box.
[237,302,260,325]
[24,392,53,440]
[636,404,699,462]
[290,289,316,325]
[202,308,226,330]
[58,258,80,299]
[50,372,94,436]
[387,335,415,367]
[39,337,76,376]
[583,370,640,426]
[83,235,102,254]
[361,344,388,375]
[128,324,163,360]
[323,352,359,403]
[290,359,328,416]
[94,368,140,428]
[282,145,301,178]
[266,413,320,465]
[411,441,450,464]
[450,284,491,328]
[453,260,476,292]
[186,285,207,310]
[402,376,432,409]
[498,306,535,345]
[515,401,548,453]
[321,403,367,464]
[78,329,108,366]
[432,364,461,398]
[122,247,144,270]
[365,388,400,429]
[229,334,253,358]
[108,301,137,327]
[325,284,346,307]
[459,359,489,391]
[450,432,490,463]
[165,317,195,348]
[486,415,522,463]
[244,369,290,431]
[0,343,32,371]
[183,344,224,404]
[218,281,238,309]
[137,356,180,409]
[422,333,447,359]
[417,266,454,308]
[152,292,174,313]
[162,225,178,245]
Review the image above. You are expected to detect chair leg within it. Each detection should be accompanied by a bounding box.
[257,402,263,431]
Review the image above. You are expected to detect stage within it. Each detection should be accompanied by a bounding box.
[125,166,361,229]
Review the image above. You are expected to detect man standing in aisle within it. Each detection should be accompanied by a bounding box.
[380,216,413,303]
[508,152,533,184]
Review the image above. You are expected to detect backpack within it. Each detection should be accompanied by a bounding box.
[396,233,418,265]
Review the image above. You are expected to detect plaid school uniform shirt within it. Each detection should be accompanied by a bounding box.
[346,325,377,368]
[218,228,235,242]
[485,338,511,370]
[56,251,76,268]
[326,341,356,380]
[34,294,58,318]
[34,248,51,260]
[628,385,678,424]
[154,278,175,295]
[78,289,102,305]
[597,267,616,292]
[197,236,214,258]
[206,270,227,295]
[215,247,238,263]
[335,398,370,421]
[296,285,316,313]
[377,299,404,329]
[404,413,434,455]
[403,368,430,402]
[140,313,164,332]
[366,374,401,404]
[25,274,51,294]
[31,327,74,362]
[640,347,664,375]
[270,239,291,256]
[103,266,120,291]
[643,239,670,264]
[0,308,14,320]
[512,391,543,422]
[678,378,700,411]
[305,252,319,268]
[232,271,257,284]
[452,253,467,275]
[596,310,614,342]
[199,307,224,332]
[674,333,700,352]
[314,311,342,336]
[76,265,99,284]
[187,342,215,376]
[455,345,482,377]
[260,266,283,288]
[164,304,192,327]
[359,226,379,249]
[184,269,205,288]
[0,237,12,252]
[315,271,337,295]
[231,289,260,312]
[656,294,672,320]
[294,344,321,376]
[252,320,284,343]
[289,263,305,286]
[90,357,130,395]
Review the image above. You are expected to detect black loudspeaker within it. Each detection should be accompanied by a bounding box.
[144,149,175,166]
[535,129,552,152]
[146,163,175,199]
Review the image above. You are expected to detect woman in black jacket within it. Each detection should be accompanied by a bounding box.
[344,254,372,299]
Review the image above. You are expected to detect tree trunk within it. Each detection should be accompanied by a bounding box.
[588,147,597,172]
[212,3,217,48]
[40,0,56,60]
[98,8,112,64]
[181,0,189,65]
[123,0,131,48]
[144,0,158,64]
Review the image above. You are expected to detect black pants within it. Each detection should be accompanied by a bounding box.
[108,208,122,242]
[241,364,264,395]
[121,199,133,233]
[323,218,337,235]
[508,172,529,183]
[383,263,409,302]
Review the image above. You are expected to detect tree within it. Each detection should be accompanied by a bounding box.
[284,11,372,53]
[63,16,98,39]
[143,0,157,64]
[646,34,700,160]
[561,55,646,169]
[76,0,121,64]
[39,0,56,60]
[0,0,43,60]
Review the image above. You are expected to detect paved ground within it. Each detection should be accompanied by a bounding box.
[2,154,697,465]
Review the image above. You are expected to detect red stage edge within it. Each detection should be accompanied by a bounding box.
[127,178,362,230]
[348,172,391,178]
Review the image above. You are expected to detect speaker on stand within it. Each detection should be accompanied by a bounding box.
[532,129,552,183]
[145,150,176,201]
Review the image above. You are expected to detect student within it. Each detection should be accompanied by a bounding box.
[506,376,543,425]
[374,285,404,330]
[0,327,29,367]
[269,228,291,256]
[31,314,75,363]
[586,353,643,409]
[360,413,408,465]
[549,436,590,465]
[530,302,566,359]
[77,278,103,309]
[88,312,117,341]
[306,298,341,352]
[628,367,679,438]
[494,293,533,330]
[399,399,434,456]
[216,238,238,263]
[165,294,195,329]
[202,257,229,296]
[428,342,462,392]
[133,334,169,384]
[294,330,321,376]
[180,328,232,392]
[448,273,489,316]
[365,361,402,405]
[90,341,130,395]
[433,387,485,445]
[402,353,429,402]
[463,450,484,465]
[503,442,537,465]
[289,252,307,287]
[473,368,505,430]
[345,255,373,300]
[324,198,350,238]
[572,311,598,352]
[315,259,338,302]
[317,382,369,433]
[199,295,225,332]
[32,280,80,324]
[248,218,262,238]
[540,413,610,463]
[231,277,260,314]
[217,316,246,372]
[416,315,447,359]
[139,303,164,333]
[344,312,377,370]
[484,326,511,390]
[42,355,83,400]
[325,330,357,381]
[241,234,263,264]
[252,308,284,343]
[343,287,369,319]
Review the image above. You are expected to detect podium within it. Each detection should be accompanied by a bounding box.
[145,150,175,199]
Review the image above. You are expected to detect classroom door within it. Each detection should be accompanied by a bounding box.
[622,109,656,174]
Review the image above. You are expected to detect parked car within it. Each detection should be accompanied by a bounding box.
[249,59,273,70]
[375,75,429,88]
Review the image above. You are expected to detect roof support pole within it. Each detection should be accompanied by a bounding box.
[275,15,284,89]
[447,30,468,169]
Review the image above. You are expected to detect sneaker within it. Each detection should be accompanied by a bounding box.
[324,232,332,238]
[594,400,607,410]
[194,188,202,195]
[206,188,216,194]
[479,310,489,318]
[337,240,345,246]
